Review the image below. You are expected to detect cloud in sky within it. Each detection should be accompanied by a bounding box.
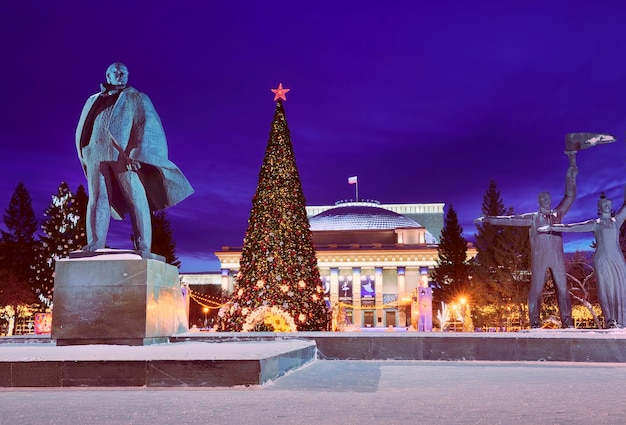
[1,1,625,271]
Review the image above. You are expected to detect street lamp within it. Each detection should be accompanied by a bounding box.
[458,296,473,332]
[203,306,209,327]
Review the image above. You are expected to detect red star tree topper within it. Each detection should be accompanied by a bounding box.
[271,82,290,101]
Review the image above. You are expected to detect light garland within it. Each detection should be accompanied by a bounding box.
[189,290,228,310]
[335,301,400,310]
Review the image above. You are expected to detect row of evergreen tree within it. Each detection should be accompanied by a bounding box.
[0,182,180,325]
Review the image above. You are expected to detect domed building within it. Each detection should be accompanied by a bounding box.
[308,201,438,244]
[215,200,476,329]
[307,200,441,328]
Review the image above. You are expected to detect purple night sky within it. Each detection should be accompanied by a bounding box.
[1,1,625,271]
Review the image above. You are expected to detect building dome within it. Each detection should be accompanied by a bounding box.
[309,200,437,244]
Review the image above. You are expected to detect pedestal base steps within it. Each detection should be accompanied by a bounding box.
[0,339,316,387]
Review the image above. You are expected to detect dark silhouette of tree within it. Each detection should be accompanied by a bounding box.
[432,205,470,306]
[472,180,531,328]
[73,184,88,249]
[151,209,181,268]
[218,98,328,331]
[0,183,38,333]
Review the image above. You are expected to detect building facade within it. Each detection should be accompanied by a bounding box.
[213,200,477,328]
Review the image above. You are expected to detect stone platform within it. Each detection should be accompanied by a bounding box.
[172,329,626,363]
[2,329,626,387]
[0,339,316,387]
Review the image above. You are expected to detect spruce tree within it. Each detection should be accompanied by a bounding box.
[0,182,38,281]
[33,182,81,309]
[73,184,88,249]
[473,180,531,327]
[151,209,181,268]
[431,205,470,306]
[219,93,328,331]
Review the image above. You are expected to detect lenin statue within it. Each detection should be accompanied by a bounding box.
[75,62,194,252]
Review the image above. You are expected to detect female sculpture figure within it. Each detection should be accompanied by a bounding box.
[541,187,626,328]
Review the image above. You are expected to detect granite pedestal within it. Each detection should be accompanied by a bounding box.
[51,255,188,346]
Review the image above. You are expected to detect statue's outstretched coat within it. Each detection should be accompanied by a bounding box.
[76,86,194,220]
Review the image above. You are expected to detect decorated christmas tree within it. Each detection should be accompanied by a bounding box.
[33,181,83,309]
[219,84,328,331]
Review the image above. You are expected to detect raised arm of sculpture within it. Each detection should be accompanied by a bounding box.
[554,165,577,217]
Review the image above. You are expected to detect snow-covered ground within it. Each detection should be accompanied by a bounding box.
[2,334,626,424]
[1,359,626,425]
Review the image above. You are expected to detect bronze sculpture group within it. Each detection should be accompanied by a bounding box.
[477,133,624,329]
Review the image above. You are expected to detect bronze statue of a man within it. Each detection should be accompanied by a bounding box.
[75,62,193,252]
[476,165,577,328]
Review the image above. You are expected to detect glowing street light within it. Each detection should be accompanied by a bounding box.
[203,306,209,327]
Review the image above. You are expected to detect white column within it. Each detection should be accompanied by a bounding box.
[330,268,339,305]
[375,267,384,327]
[221,269,231,293]
[397,267,406,327]
[352,267,362,326]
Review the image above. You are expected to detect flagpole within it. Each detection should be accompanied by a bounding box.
[348,176,358,200]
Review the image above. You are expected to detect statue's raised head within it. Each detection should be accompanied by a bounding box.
[598,192,612,214]
[106,62,128,87]
[538,191,551,209]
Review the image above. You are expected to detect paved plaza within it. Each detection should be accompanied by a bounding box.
[2,359,626,425]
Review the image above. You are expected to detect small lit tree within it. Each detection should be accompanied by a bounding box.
[436,302,450,332]
[566,251,602,328]
[33,181,81,310]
